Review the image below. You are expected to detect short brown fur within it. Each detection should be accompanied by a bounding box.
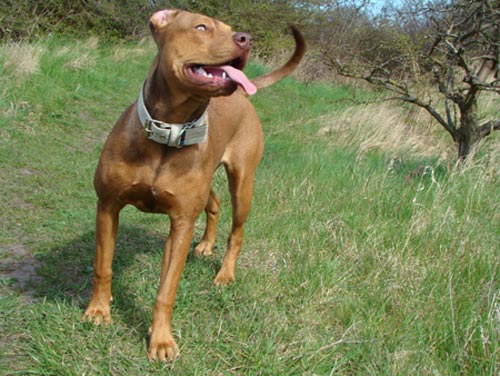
[82,9,305,362]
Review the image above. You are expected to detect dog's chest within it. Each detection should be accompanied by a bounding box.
[121,180,170,213]
[115,163,210,215]
[97,129,214,215]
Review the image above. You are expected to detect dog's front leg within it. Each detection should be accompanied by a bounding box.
[82,200,121,324]
[148,216,194,362]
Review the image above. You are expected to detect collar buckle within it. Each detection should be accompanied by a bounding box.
[137,80,208,148]
[144,118,166,134]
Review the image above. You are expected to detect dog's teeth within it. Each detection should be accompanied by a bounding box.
[222,72,228,79]
[195,67,207,76]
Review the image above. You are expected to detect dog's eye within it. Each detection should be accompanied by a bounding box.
[195,24,207,31]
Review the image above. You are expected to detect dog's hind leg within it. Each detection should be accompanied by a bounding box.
[193,188,221,257]
[213,168,257,286]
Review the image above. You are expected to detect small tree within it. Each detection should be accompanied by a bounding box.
[325,0,499,161]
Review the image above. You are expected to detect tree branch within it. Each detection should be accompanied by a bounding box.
[480,119,500,137]
[403,95,457,140]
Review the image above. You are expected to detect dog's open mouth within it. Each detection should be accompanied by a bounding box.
[185,60,257,95]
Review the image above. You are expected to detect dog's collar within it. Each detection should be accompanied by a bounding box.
[137,81,209,148]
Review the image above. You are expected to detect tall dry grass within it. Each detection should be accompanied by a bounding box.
[315,88,500,170]
[60,37,99,70]
[1,42,45,78]
[317,100,452,160]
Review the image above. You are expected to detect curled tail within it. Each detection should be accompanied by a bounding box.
[252,26,306,90]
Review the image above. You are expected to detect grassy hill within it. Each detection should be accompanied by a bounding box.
[1,37,499,375]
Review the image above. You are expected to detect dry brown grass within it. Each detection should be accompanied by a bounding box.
[61,37,99,70]
[111,39,152,62]
[317,100,453,160]
[2,42,45,79]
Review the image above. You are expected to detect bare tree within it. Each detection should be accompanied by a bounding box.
[325,0,499,161]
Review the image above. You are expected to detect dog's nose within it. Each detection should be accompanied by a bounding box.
[233,32,252,50]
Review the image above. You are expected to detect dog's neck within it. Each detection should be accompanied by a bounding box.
[144,68,209,125]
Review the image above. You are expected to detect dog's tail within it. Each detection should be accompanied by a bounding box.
[251,26,306,90]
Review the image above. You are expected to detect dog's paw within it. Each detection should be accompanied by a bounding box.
[193,241,214,257]
[148,336,180,362]
[213,272,235,286]
[81,304,111,325]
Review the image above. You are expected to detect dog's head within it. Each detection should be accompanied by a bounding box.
[148,10,256,97]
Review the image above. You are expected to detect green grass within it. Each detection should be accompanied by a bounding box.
[1,37,499,375]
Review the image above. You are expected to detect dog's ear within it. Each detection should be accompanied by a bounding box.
[148,10,179,33]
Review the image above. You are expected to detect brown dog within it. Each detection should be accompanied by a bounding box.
[82,9,305,362]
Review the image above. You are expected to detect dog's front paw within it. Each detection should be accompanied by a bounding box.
[193,240,214,257]
[148,335,180,362]
[213,271,235,286]
[81,302,111,325]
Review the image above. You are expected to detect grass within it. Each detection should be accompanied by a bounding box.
[1,36,499,375]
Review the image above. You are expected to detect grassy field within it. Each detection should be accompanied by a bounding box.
[1,37,499,375]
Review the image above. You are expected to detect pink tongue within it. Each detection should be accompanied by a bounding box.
[219,65,257,96]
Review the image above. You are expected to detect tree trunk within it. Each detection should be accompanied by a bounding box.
[457,99,481,161]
